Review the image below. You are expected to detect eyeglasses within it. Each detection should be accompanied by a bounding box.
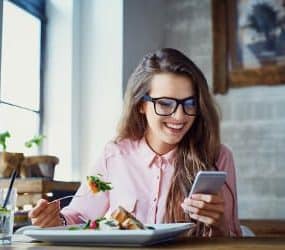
[142,95,197,116]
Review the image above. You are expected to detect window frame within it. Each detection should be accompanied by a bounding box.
[0,0,46,134]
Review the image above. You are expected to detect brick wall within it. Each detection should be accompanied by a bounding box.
[164,0,285,218]
[217,88,285,218]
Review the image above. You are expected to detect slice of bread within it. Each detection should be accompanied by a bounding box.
[110,206,144,230]
[121,217,144,230]
[110,206,129,224]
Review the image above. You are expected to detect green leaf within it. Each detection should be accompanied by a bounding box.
[68,226,81,230]
[0,207,10,214]
[25,135,46,149]
[83,220,91,229]
[95,217,106,223]
[0,131,11,151]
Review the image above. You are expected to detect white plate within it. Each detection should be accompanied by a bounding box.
[23,223,194,246]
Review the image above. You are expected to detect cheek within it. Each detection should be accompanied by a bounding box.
[186,118,196,130]
[144,108,164,128]
[143,103,155,120]
[145,112,161,126]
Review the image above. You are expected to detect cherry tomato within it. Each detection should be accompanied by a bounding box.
[89,220,98,229]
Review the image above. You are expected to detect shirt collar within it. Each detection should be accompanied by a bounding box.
[138,137,176,168]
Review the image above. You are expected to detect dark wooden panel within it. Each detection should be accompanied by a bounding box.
[240,219,285,237]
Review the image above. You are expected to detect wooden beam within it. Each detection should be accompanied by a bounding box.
[212,0,229,94]
[0,178,80,193]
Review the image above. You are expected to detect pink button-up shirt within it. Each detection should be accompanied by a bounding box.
[61,138,241,236]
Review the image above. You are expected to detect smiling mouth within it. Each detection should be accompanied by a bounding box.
[164,122,185,131]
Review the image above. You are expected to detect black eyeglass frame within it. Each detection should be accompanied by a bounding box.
[142,94,198,116]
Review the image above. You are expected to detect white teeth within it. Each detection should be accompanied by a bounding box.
[165,123,184,129]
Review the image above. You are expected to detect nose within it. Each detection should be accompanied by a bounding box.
[171,104,185,119]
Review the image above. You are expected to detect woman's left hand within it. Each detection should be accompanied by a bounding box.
[181,193,225,227]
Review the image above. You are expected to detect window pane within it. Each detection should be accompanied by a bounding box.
[0,104,39,155]
[1,0,41,111]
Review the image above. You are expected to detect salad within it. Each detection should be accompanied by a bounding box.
[69,217,120,231]
[67,175,150,231]
[87,175,112,194]
[68,206,151,231]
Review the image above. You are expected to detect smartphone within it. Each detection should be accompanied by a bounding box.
[188,171,227,197]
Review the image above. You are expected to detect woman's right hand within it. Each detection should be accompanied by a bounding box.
[28,199,63,227]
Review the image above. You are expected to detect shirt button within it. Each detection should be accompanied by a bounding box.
[157,157,163,165]
[157,176,159,180]
[153,198,157,202]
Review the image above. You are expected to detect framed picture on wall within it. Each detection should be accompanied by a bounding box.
[212,0,285,94]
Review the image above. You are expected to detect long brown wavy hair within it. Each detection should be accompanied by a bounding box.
[116,48,221,223]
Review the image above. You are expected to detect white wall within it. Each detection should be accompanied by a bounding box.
[44,0,123,181]
[79,0,123,179]
[44,0,76,180]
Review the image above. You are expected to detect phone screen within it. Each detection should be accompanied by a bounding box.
[188,171,227,197]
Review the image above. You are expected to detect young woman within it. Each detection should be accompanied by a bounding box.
[29,48,241,236]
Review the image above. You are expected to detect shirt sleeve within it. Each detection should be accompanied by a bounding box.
[215,144,242,237]
[61,150,110,225]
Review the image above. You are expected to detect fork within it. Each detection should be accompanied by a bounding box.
[48,194,84,204]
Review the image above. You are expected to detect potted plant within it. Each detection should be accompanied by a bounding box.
[20,135,59,179]
[0,131,24,178]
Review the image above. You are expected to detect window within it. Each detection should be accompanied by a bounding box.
[0,0,45,153]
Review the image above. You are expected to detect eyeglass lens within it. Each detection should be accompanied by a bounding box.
[155,98,196,115]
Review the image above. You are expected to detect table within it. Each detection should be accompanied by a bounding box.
[6,237,285,249]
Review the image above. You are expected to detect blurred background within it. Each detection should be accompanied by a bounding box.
[0,0,284,220]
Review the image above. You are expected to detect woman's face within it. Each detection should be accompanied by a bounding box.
[141,73,196,155]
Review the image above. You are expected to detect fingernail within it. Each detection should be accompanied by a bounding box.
[191,194,199,199]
